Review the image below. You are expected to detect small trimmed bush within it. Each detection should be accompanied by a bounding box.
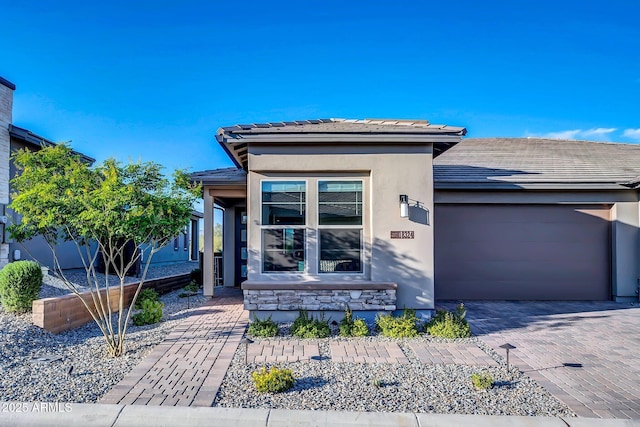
[252,367,295,393]
[375,309,419,338]
[426,303,472,338]
[134,288,159,309]
[0,260,43,313]
[248,315,279,337]
[178,280,200,298]
[471,372,494,390]
[339,308,369,337]
[132,299,164,326]
[290,309,330,338]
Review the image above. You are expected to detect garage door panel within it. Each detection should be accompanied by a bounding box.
[441,279,601,300]
[443,259,608,281]
[435,204,610,301]
[439,241,607,264]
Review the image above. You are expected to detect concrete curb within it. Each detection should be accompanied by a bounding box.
[1,402,639,427]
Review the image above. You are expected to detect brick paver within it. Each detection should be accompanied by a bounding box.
[440,301,640,419]
[101,288,247,407]
[408,342,498,366]
[247,340,320,363]
[330,342,409,364]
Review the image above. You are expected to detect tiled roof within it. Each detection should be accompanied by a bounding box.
[434,137,640,189]
[217,118,467,168]
[219,118,466,135]
[189,167,246,185]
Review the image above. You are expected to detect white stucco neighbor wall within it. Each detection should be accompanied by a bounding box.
[247,143,436,310]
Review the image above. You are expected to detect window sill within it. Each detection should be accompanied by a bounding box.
[241,281,397,291]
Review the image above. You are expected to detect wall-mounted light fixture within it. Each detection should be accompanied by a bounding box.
[400,195,409,218]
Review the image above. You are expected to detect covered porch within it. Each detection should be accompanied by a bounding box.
[191,167,248,296]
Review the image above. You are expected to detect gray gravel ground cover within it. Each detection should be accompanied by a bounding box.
[0,262,206,403]
[214,325,575,417]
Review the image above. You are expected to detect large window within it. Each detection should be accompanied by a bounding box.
[318,181,363,273]
[260,179,364,275]
[261,181,306,272]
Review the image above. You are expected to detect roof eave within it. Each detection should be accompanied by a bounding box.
[9,125,96,164]
[216,130,465,169]
[434,181,636,191]
[215,131,243,169]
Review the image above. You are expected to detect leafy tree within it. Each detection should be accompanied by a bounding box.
[9,144,200,357]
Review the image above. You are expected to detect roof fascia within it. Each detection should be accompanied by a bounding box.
[221,133,463,144]
[215,132,243,169]
[9,125,96,164]
[434,182,634,191]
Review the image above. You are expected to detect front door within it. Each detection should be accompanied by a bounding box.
[234,208,248,286]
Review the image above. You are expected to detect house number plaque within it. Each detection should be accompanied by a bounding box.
[390,231,414,239]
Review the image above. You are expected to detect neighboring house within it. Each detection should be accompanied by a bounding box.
[0,76,98,269]
[8,124,96,269]
[193,119,640,320]
[0,76,200,271]
[143,210,203,267]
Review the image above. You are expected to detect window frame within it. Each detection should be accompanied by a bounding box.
[316,179,365,275]
[260,179,308,274]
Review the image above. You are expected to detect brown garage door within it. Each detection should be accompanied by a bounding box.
[435,204,611,301]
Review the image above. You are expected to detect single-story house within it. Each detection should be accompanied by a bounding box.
[192,119,640,320]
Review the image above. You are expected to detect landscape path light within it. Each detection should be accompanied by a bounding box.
[240,337,254,364]
[499,343,516,377]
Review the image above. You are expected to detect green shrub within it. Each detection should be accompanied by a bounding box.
[190,268,202,286]
[0,260,43,313]
[339,308,369,337]
[252,367,295,393]
[375,309,418,338]
[248,315,279,337]
[471,372,494,390]
[290,309,330,338]
[352,318,369,337]
[184,281,199,294]
[425,303,472,338]
[134,288,159,309]
[132,299,164,326]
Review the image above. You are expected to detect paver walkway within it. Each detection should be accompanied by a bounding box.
[247,340,320,363]
[440,301,640,419]
[330,342,409,363]
[249,340,496,366]
[409,342,498,366]
[101,288,247,407]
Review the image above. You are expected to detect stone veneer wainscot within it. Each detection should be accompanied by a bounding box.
[242,282,397,311]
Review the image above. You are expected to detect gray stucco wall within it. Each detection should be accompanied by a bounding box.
[246,143,436,310]
[435,190,640,301]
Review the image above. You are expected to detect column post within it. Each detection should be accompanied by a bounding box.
[203,188,214,297]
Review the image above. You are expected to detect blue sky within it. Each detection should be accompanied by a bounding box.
[2,0,639,172]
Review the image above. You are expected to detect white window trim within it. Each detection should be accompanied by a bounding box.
[317,179,365,276]
[260,179,308,274]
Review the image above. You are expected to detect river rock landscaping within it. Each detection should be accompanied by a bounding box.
[0,262,206,403]
[214,325,575,417]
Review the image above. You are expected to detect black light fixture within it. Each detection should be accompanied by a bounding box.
[240,337,254,364]
[400,194,409,218]
[499,343,516,374]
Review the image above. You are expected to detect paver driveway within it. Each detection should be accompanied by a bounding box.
[440,301,640,419]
